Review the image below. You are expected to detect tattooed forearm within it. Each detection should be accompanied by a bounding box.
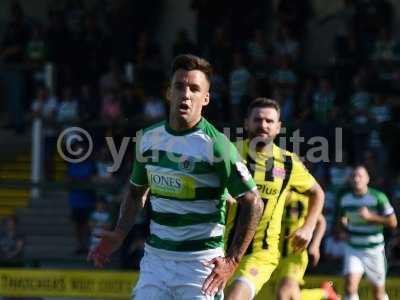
[227,190,263,262]
[115,186,149,236]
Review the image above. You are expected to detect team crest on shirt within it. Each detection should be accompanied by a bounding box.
[178,156,195,172]
[235,161,251,182]
[273,167,286,179]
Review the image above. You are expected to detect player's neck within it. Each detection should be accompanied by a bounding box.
[169,115,201,132]
[354,186,368,196]
[252,140,273,154]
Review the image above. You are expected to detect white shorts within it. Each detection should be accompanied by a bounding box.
[133,251,224,300]
[343,244,387,286]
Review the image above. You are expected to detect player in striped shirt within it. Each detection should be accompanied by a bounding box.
[224,98,325,300]
[336,165,397,300]
[88,54,264,300]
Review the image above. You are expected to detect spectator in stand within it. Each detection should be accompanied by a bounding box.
[229,51,251,123]
[368,93,391,169]
[99,59,125,95]
[57,86,79,126]
[134,31,164,93]
[207,26,232,78]
[121,85,145,121]
[89,198,112,251]
[247,29,269,69]
[79,84,98,122]
[349,74,372,163]
[273,25,300,64]
[143,91,166,122]
[100,89,122,126]
[329,151,352,193]
[207,64,228,122]
[312,77,337,126]
[66,140,97,254]
[0,215,24,267]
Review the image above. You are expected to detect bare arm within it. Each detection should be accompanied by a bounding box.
[202,190,263,295]
[303,182,325,232]
[359,207,397,230]
[88,184,149,267]
[309,214,327,250]
[291,182,325,252]
[308,215,326,266]
[114,185,149,238]
[226,190,264,262]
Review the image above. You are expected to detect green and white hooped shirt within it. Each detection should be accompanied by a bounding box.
[130,118,256,260]
[338,187,394,250]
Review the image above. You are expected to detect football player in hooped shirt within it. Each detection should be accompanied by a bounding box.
[88,54,263,300]
[225,98,325,300]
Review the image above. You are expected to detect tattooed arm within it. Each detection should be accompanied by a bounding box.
[88,184,149,267]
[202,190,263,295]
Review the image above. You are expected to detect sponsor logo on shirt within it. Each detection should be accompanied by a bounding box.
[148,171,195,199]
[272,167,286,179]
[257,184,278,195]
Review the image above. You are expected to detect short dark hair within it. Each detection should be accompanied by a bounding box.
[246,97,281,118]
[170,54,213,84]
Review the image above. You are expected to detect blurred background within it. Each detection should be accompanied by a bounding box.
[1,0,400,299]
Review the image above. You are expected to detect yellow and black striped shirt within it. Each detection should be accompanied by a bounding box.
[226,140,315,254]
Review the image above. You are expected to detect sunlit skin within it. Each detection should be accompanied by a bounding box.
[245,107,281,153]
[167,69,210,131]
[351,166,369,196]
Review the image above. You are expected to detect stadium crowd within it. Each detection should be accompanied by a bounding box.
[1,0,400,276]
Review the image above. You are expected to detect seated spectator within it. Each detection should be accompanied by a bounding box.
[247,28,269,67]
[122,85,144,120]
[328,151,352,193]
[89,198,112,251]
[0,215,24,267]
[79,84,98,122]
[100,89,122,125]
[269,55,298,92]
[57,86,79,125]
[99,59,125,94]
[143,92,166,122]
[273,25,300,63]
[312,77,337,125]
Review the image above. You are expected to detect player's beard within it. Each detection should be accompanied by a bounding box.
[247,130,275,152]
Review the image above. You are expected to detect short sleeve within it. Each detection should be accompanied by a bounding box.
[289,155,316,193]
[129,138,148,186]
[376,191,394,216]
[214,135,256,198]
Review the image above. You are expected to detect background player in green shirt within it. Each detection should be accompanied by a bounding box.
[336,165,397,300]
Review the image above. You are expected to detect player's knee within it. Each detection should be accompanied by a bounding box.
[345,276,359,295]
[371,285,386,300]
[277,278,299,300]
[225,280,253,300]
